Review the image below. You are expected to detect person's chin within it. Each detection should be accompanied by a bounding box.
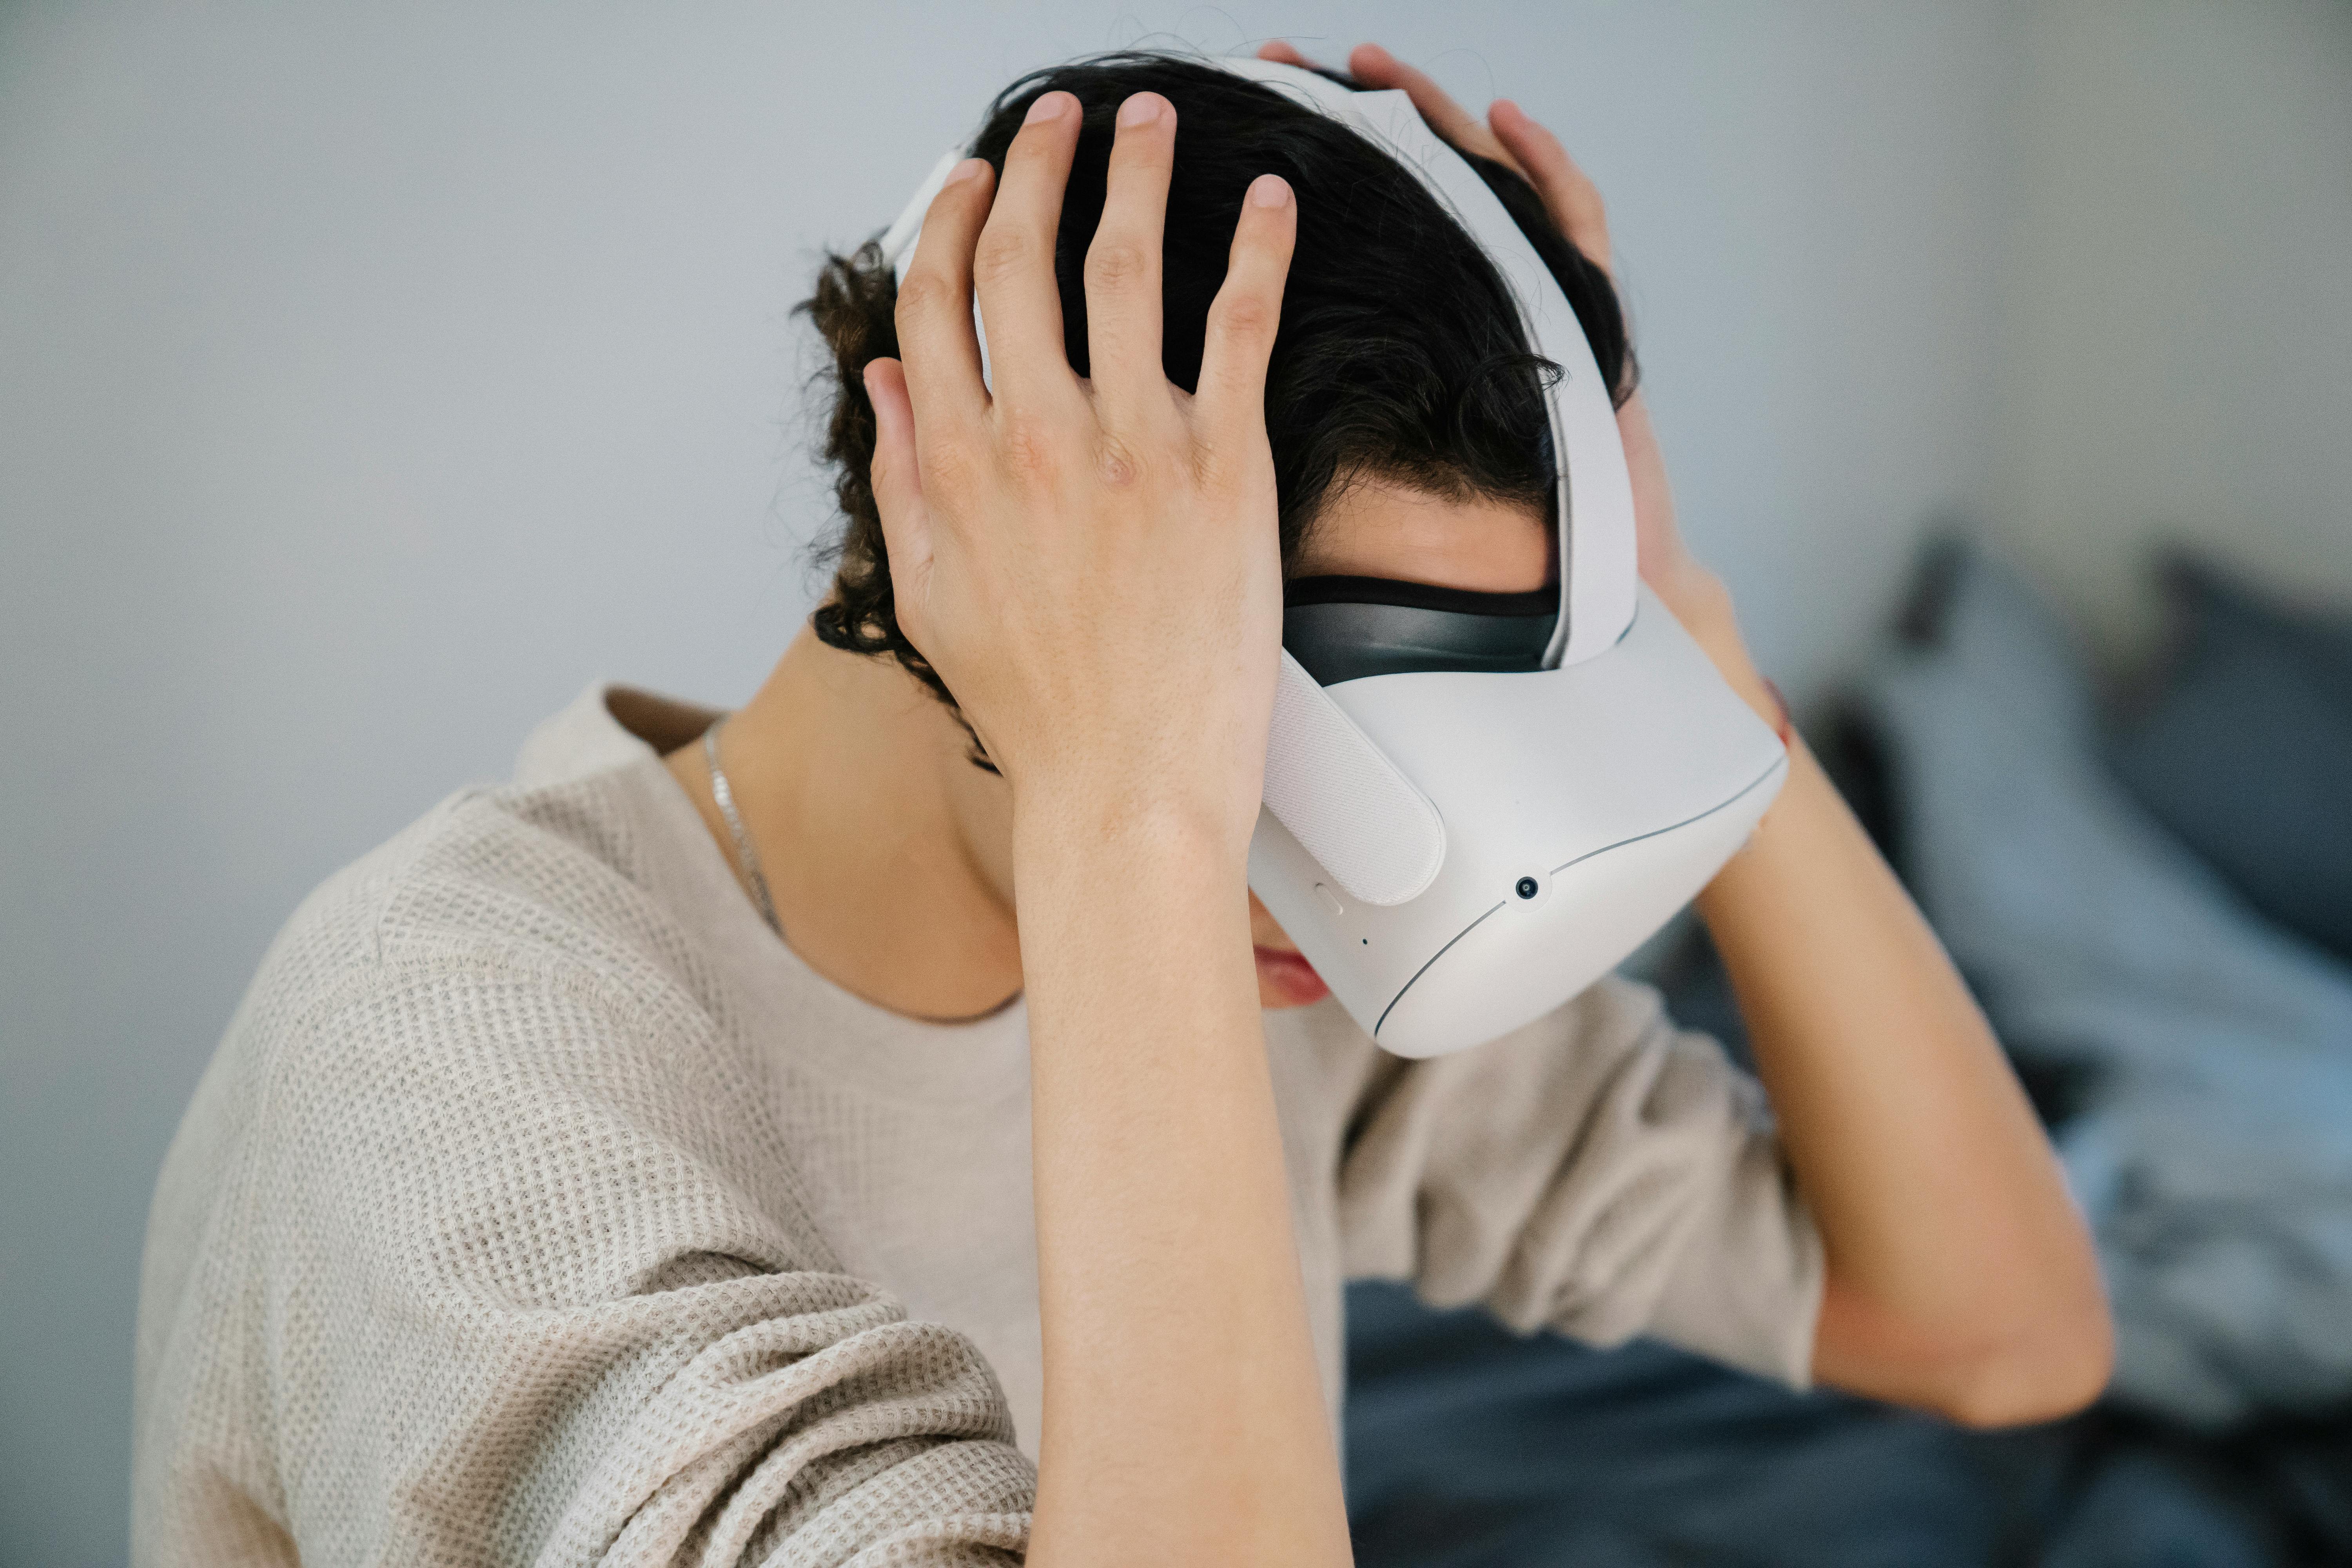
[1254,945,1330,1009]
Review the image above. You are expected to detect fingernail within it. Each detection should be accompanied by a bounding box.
[1117,93,1164,129]
[1024,91,1069,126]
[1248,173,1292,209]
[943,157,987,188]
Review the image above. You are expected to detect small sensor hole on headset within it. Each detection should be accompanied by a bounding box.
[1515,877,1540,900]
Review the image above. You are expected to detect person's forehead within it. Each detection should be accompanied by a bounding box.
[1292,476,1550,594]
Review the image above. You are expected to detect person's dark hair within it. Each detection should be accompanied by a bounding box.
[802,52,1636,715]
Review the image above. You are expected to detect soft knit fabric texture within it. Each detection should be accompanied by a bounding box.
[132,684,1823,1566]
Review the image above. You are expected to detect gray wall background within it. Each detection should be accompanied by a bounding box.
[2,2,2345,1562]
[1993,0,2352,656]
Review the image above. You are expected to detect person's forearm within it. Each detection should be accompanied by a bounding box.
[1684,610,2111,1425]
[1013,789,1352,1566]
[856,72,1338,1547]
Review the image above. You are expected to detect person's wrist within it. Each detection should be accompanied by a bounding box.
[1700,637,1786,739]
[1647,554,1732,637]
[1011,769,1256,885]
[1008,784,1258,1004]
[1647,564,1784,735]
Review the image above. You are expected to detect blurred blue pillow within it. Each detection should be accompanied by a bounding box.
[1860,542,2352,1427]
[2110,559,2352,967]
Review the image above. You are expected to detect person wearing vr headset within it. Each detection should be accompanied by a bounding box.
[134,41,2109,1568]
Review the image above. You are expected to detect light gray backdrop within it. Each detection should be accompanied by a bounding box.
[5,3,2347,1563]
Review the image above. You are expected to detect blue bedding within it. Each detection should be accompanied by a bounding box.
[1345,1280,2352,1567]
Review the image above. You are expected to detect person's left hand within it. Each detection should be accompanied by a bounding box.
[1256,41,1744,654]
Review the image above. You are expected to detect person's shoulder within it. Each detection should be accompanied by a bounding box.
[177,755,815,1235]
[1400,973,1678,1068]
[235,760,716,1089]
[1274,973,1681,1088]
[1555,971,1677,1043]
[1350,972,1746,1127]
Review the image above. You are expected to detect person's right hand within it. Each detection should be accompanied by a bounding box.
[862,89,1299,853]
[1258,40,1744,652]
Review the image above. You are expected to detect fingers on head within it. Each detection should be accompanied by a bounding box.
[1196,173,1296,453]
[1488,100,1611,266]
[861,358,933,582]
[895,159,995,426]
[973,89,1083,398]
[864,358,917,491]
[1085,92,1178,415]
[1490,99,1591,196]
[1348,42,1513,169]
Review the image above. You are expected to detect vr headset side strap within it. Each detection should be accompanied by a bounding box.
[1262,651,1447,906]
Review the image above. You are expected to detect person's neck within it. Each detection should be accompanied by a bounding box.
[666,625,1024,1022]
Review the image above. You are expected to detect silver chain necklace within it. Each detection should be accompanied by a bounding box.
[703,720,782,936]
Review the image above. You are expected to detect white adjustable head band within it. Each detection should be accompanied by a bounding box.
[874,54,1639,667]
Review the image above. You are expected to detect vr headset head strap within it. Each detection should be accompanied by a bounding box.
[1212,56,1636,668]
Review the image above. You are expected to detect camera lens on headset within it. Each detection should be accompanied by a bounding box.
[1515,877,1540,900]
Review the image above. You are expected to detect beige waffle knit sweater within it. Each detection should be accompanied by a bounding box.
[132,684,1822,1566]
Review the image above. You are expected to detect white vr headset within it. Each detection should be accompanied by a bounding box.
[881,56,1788,1058]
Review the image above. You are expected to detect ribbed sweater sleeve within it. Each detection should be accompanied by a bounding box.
[1334,975,1824,1386]
[133,792,1034,1566]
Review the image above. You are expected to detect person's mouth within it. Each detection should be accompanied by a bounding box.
[1253,944,1330,1006]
